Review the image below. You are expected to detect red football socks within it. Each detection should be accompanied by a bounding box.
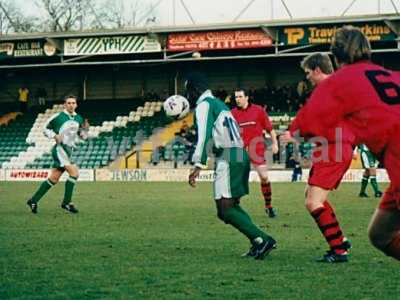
[311,200,346,254]
[261,182,272,208]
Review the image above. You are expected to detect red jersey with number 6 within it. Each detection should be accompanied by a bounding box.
[290,61,400,156]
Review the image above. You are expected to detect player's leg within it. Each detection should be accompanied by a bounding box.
[254,164,276,218]
[306,143,353,262]
[27,168,63,213]
[62,164,79,213]
[214,150,276,259]
[359,166,370,198]
[368,167,382,197]
[368,207,400,260]
[368,141,400,260]
[306,185,347,262]
[215,197,276,259]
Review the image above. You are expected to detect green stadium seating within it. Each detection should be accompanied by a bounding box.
[26,100,171,169]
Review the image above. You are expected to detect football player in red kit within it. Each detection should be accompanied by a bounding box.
[282,26,400,262]
[297,52,352,263]
[231,88,279,218]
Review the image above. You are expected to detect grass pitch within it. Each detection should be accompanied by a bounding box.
[1,181,399,299]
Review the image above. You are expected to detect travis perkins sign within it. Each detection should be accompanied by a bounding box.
[280,22,397,45]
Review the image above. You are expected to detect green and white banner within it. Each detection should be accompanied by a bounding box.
[64,35,161,56]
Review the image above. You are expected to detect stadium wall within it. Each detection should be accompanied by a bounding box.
[0,168,390,182]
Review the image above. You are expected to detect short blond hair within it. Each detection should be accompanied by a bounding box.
[331,25,371,65]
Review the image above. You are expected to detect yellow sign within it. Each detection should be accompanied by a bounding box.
[281,23,396,45]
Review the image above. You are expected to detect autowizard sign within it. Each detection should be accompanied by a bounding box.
[280,22,397,45]
[64,35,161,56]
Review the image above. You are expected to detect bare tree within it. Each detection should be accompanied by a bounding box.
[97,0,159,29]
[0,0,160,34]
[0,0,40,34]
[36,0,96,31]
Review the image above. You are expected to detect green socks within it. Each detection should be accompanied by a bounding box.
[234,204,252,221]
[361,175,381,194]
[63,176,78,205]
[31,176,78,205]
[31,179,55,203]
[223,205,270,242]
[360,176,369,194]
[370,176,380,194]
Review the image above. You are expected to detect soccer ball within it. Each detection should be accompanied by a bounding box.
[163,95,190,120]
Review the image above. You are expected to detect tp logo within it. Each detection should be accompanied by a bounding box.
[284,28,305,45]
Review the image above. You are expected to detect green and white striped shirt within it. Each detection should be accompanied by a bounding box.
[192,90,244,168]
[44,110,85,148]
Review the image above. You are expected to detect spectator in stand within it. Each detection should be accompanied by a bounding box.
[35,87,47,107]
[288,156,302,182]
[180,127,196,165]
[145,89,160,101]
[18,85,29,113]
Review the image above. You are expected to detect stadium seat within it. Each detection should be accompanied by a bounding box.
[26,100,170,169]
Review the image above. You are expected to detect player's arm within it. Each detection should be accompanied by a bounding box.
[269,129,279,154]
[261,108,278,154]
[79,118,90,140]
[189,101,213,187]
[43,114,62,144]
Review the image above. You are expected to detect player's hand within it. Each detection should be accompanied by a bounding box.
[188,167,201,187]
[280,131,295,145]
[54,134,63,144]
[352,152,358,160]
[271,142,279,154]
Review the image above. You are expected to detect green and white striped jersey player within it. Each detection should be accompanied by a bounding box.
[187,82,276,260]
[192,90,250,199]
[356,144,382,198]
[27,95,88,214]
[44,110,86,169]
[358,144,379,169]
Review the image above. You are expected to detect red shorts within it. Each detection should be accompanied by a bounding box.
[246,143,266,166]
[379,134,400,211]
[308,143,353,190]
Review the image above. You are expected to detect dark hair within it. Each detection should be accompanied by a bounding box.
[301,53,334,74]
[234,88,248,96]
[64,95,78,103]
[331,25,371,65]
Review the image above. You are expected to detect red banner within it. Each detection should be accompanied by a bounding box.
[167,29,272,51]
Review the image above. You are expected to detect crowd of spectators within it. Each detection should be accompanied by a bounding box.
[214,81,311,113]
[143,80,312,114]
